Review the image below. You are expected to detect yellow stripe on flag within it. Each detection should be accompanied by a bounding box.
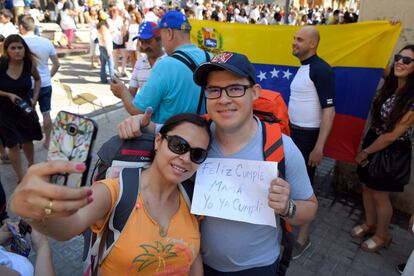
[190,20,401,69]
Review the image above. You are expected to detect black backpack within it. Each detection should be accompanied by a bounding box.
[170,50,211,115]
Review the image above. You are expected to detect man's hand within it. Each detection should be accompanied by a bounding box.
[117,107,153,139]
[110,77,128,99]
[268,178,290,215]
[409,213,414,234]
[308,146,323,167]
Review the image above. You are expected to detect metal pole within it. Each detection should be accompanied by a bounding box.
[284,0,290,24]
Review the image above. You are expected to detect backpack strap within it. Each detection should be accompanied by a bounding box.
[170,50,211,115]
[204,49,211,62]
[98,168,141,265]
[261,121,285,178]
[171,50,197,71]
[261,121,292,276]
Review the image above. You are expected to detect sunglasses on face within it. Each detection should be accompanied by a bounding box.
[162,135,208,164]
[394,54,414,65]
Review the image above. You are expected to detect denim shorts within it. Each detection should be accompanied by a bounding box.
[31,86,52,113]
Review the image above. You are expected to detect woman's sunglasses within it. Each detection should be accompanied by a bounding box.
[394,54,414,65]
[162,135,208,164]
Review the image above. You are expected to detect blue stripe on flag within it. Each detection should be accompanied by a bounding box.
[254,64,384,120]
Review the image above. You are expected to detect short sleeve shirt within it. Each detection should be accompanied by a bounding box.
[23,35,57,88]
[92,179,200,275]
[132,44,210,123]
[129,53,165,90]
[289,55,335,128]
[201,118,313,271]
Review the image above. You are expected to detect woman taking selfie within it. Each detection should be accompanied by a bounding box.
[0,34,42,182]
[9,113,210,275]
[353,45,414,252]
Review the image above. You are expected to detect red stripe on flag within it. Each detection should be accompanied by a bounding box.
[121,149,152,157]
[324,114,366,163]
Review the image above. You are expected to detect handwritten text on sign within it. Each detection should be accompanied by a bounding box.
[191,158,278,227]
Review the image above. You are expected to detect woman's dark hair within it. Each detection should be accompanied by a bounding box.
[2,34,37,64]
[159,113,212,148]
[97,19,109,29]
[62,1,70,11]
[371,44,414,132]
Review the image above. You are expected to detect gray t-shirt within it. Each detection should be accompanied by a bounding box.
[201,118,313,272]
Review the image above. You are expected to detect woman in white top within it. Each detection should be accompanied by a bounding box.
[59,2,76,49]
[97,17,114,83]
[0,9,17,38]
[108,6,128,77]
[126,10,141,68]
[235,8,248,24]
[85,7,100,68]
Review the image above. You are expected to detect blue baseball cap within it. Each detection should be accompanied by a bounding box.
[132,21,160,40]
[193,52,257,86]
[155,10,191,31]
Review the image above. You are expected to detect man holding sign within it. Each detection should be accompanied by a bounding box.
[118,52,318,275]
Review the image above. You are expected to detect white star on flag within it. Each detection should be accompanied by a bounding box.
[257,71,267,81]
[270,68,279,78]
[283,69,292,80]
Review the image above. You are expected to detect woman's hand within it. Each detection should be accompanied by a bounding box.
[30,229,50,253]
[8,93,22,104]
[30,98,37,107]
[9,161,93,220]
[355,150,369,164]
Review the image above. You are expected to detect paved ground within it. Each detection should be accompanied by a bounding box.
[1,53,413,275]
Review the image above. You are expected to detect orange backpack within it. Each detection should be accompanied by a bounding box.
[253,89,290,136]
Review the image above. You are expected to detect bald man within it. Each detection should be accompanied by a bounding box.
[288,26,336,259]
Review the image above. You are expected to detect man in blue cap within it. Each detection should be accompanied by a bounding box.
[112,10,211,123]
[111,21,165,100]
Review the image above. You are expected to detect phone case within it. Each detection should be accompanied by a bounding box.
[48,111,98,188]
[8,224,31,257]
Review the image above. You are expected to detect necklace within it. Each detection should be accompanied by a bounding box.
[159,226,167,237]
[143,196,170,237]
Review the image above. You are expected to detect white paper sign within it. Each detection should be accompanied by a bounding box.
[191,158,278,227]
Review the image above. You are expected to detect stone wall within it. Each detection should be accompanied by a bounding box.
[359,0,414,54]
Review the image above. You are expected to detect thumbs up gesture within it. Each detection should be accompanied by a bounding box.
[118,107,154,139]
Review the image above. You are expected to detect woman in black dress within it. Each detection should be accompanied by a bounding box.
[352,45,414,252]
[0,34,42,182]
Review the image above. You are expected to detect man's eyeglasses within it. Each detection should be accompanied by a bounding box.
[162,135,208,164]
[394,54,414,65]
[204,84,253,99]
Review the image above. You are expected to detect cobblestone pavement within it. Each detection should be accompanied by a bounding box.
[0,54,413,276]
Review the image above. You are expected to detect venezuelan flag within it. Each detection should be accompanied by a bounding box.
[190,20,401,163]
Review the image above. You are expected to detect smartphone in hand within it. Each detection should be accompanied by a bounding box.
[47,111,98,188]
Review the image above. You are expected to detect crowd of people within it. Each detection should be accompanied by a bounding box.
[0,0,359,79]
[0,1,413,276]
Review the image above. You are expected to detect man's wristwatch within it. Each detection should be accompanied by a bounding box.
[280,199,296,219]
